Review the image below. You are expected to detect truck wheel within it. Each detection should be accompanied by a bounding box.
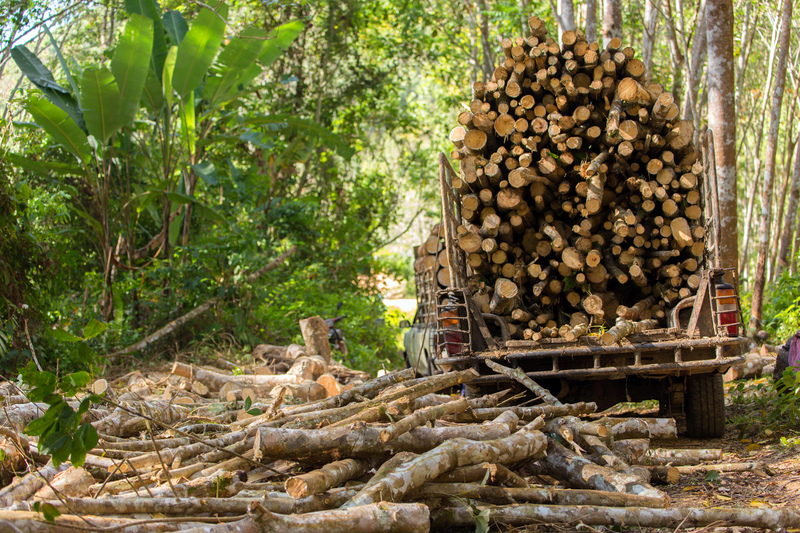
[685,373,725,438]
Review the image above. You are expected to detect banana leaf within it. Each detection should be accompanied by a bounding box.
[80,67,122,144]
[111,13,154,126]
[24,92,91,163]
[171,0,228,98]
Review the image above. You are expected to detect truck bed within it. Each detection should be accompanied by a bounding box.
[438,329,747,383]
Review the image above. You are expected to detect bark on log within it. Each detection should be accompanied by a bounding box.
[0,461,68,507]
[171,357,326,394]
[447,402,597,423]
[605,417,678,439]
[379,398,470,442]
[638,448,723,466]
[299,316,332,363]
[433,462,529,487]
[537,439,665,500]
[285,459,372,499]
[342,416,546,507]
[181,502,431,533]
[484,359,562,405]
[431,504,800,530]
[415,483,667,507]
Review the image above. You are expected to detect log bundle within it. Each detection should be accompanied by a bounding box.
[413,223,450,288]
[449,18,707,344]
[1,366,797,531]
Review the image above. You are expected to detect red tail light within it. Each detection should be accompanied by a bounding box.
[715,281,739,336]
[441,308,464,356]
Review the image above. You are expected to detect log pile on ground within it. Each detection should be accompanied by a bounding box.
[1,363,798,532]
[450,18,708,345]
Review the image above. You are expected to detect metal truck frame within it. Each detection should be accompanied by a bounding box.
[423,130,748,438]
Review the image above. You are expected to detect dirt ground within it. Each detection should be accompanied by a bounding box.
[518,380,800,533]
[658,383,800,517]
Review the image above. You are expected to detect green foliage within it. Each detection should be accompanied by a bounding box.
[243,396,262,416]
[32,502,61,524]
[0,162,52,368]
[761,271,800,340]
[775,367,800,424]
[255,265,404,376]
[727,378,800,440]
[19,361,100,468]
[3,0,444,377]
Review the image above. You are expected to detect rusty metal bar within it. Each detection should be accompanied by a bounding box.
[468,355,745,384]
[438,336,747,366]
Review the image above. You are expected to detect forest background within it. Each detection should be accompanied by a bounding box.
[0,0,798,377]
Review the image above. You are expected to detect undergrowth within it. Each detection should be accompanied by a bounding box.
[726,371,800,441]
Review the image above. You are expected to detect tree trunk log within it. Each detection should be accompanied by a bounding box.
[537,439,665,500]
[299,316,332,363]
[431,504,800,530]
[342,416,546,507]
[285,459,372,499]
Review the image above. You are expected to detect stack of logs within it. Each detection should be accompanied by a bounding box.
[450,18,707,344]
[413,223,450,288]
[1,364,796,532]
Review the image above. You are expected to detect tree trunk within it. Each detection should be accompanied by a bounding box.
[476,0,494,83]
[642,0,659,82]
[706,0,739,280]
[446,402,597,423]
[415,483,667,507]
[682,0,706,126]
[749,0,792,334]
[735,1,756,107]
[559,0,577,37]
[285,459,371,499]
[431,504,800,530]
[586,0,598,43]
[737,19,780,276]
[639,448,722,466]
[0,461,68,507]
[738,156,761,276]
[181,502,430,533]
[299,316,332,363]
[771,124,798,279]
[662,0,685,107]
[601,0,623,47]
[538,439,665,500]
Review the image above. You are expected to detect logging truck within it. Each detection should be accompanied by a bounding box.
[405,133,748,438]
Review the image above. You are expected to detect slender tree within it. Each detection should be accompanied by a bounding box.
[662,0,685,107]
[642,0,659,82]
[550,0,577,39]
[682,0,707,125]
[749,0,792,334]
[476,0,494,83]
[772,135,798,278]
[602,0,622,47]
[585,0,598,43]
[738,21,780,277]
[735,1,757,107]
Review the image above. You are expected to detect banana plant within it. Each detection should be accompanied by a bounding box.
[12,12,154,319]
[11,0,348,323]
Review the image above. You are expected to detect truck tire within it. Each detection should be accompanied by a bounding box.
[685,373,725,438]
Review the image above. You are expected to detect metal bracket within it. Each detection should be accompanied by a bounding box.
[686,271,710,338]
